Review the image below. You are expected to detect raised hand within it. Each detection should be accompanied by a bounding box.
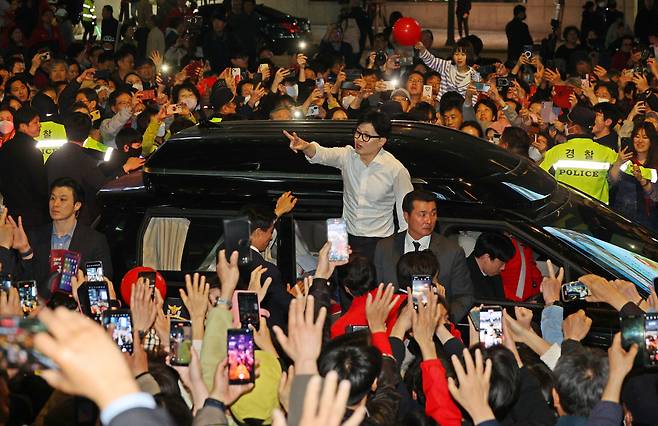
[0,287,22,316]
[447,349,495,425]
[315,241,350,280]
[562,309,592,341]
[275,191,298,218]
[365,283,399,333]
[248,266,272,303]
[216,249,239,302]
[283,130,310,153]
[130,278,157,333]
[541,259,563,305]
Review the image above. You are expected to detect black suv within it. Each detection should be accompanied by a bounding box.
[97,119,658,346]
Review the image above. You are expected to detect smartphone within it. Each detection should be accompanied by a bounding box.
[102,309,133,353]
[166,104,183,115]
[479,305,504,348]
[474,82,491,92]
[166,297,190,321]
[561,281,590,302]
[258,63,269,74]
[345,325,369,333]
[78,282,110,322]
[237,291,260,331]
[136,89,156,100]
[40,52,51,61]
[399,56,414,66]
[469,310,480,331]
[170,320,192,366]
[411,275,431,306]
[581,74,590,89]
[496,77,510,88]
[620,137,633,153]
[552,85,575,109]
[54,250,81,293]
[223,217,252,266]
[644,313,658,367]
[383,80,397,91]
[231,68,241,83]
[0,316,55,371]
[621,315,646,366]
[138,271,156,299]
[522,45,533,59]
[85,261,104,283]
[16,281,38,317]
[315,77,325,90]
[341,81,360,91]
[540,101,555,123]
[227,328,255,384]
[422,84,433,99]
[326,218,349,262]
[0,274,11,293]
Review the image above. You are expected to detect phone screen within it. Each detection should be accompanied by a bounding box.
[479,306,504,348]
[103,311,133,353]
[645,314,658,367]
[227,329,255,384]
[561,281,589,302]
[411,275,431,305]
[0,316,55,371]
[327,218,349,262]
[170,320,192,366]
[57,251,81,293]
[16,281,38,316]
[223,217,252,265]
[238,292,260,330]
[0,274,11,293]
[85,261,104,282]
[316,77,325,90]
[86,283,110,321]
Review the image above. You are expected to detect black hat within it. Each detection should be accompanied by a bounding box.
[210,86,235,110]
[567,105,596,130]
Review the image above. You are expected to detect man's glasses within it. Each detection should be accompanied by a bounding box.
[354,130,382,142]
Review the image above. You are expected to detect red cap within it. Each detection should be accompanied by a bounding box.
[120,266,167,306]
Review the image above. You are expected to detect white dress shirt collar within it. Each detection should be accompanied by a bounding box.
[404,232,432,254]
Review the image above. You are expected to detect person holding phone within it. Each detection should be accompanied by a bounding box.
[284,111,413,261]
[609,122,658,231]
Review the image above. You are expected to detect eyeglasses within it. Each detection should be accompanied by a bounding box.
[354,130,382,142]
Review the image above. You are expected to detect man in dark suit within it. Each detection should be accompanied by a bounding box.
[373,190,474,321]
[238,204,292,332]
[12,177,112,298]
[505,5,533,63]
[0,106,49,231]
[466,232,516,301]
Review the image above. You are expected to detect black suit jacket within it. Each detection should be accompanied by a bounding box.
[466,254,506,301]
[45,143,116,225]
[239,248,291,332]
[17,222,113,299]
[0,132,49,231]
[373,231,474,321]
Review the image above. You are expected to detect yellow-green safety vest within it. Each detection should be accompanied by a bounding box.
[619,161,658,183]
[36,121,67,163]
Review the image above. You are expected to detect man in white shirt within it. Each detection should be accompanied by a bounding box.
[283,111,413,260]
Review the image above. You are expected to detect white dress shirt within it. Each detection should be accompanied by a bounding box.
[404,233,432,254]
[307,143,414,238]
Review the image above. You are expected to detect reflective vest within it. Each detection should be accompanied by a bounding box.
[540,137,618,204]
[619,161,658,183]
[36,121,67,163]
[82,0,96,22]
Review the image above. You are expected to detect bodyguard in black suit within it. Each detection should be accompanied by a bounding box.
[0,106,49,231]
[467,232,516,301]
[373,190,474,321]
[238,205,292,332]
[13,177,112,299]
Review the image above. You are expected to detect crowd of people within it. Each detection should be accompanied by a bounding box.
[1,0,658,424]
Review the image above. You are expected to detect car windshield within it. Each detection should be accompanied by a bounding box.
[539,192,658,293]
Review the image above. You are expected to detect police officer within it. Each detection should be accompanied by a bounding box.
[540,106,617,204]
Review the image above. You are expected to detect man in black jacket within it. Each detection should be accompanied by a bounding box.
[505,5,533,63]
[13,177,112,298]
[0,106,49,232]
[466,232,515,301]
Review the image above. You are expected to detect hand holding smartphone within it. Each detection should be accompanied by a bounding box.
[236,291,260,330]
[479,305,504,348]
[78,282,110,322]
[16,281,38,316]
[102,309,133,353]
[170,320,192,366]
[411,275,431,306]
[227,328,255,384]
[422,85,433,99]
[223,217,252,265]
[561,281,590,302]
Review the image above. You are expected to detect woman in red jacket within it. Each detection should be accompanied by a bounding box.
[28,8,65,54]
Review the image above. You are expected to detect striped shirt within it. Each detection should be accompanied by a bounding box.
[419,49,481,102]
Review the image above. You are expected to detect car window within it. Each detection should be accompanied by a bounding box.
[141,214,225,272]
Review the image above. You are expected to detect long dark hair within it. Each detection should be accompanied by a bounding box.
[631,121,658,168]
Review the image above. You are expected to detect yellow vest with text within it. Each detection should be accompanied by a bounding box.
[618,161,658,183]
[36,121,67,163]
[540,137,617,204]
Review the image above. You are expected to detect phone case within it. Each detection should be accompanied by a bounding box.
[223,217,252,265]
[49,250,81,293]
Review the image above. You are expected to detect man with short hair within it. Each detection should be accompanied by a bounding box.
[592,103,621,151]
[505,5,533,63]
[467,232,515,300]
[0,106,49,230]
[100,88,138,148]
[439,94,465,129]
[374,190,474,321]
[541,105,618,203]
[13,177,112,297]
[284,111,413,260]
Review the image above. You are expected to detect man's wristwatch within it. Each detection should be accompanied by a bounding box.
[214,297,232,309]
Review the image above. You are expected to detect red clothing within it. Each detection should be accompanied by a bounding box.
[371,331,393,358]
[610,51,631,71]
[421,359,462,426]
[330,289,407,338]
[28,24,65,52]
[500,237,543,302]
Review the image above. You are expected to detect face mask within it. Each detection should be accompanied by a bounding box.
[285,84,298,98]
[243,95,251,105]
[132,82,143,92]
[528,145,543,162]
[564,124,571,136]
[342,95,355,109]
[156,122,166,137]
[597,97,609,103]
[0,120,14,135]
[126,146,142,157]
[181,97,198,111]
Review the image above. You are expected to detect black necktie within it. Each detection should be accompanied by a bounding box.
[413,241,421,252]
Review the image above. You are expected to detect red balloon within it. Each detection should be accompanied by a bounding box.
[392,17,422,46]
[120,266,167,306]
